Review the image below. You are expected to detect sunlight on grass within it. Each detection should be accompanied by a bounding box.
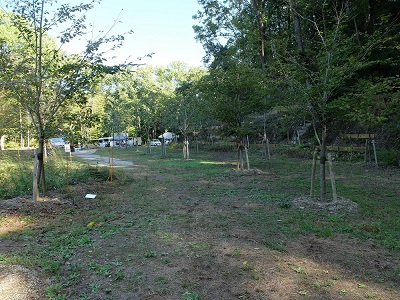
[0,215,30,237]
[199,160,235,165]
[217,241,395,299]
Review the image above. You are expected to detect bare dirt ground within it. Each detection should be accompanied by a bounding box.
[0,152,399,299]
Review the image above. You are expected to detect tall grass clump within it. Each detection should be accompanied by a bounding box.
[0,150,111,200]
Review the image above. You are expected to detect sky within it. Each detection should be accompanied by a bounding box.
[55,0,206,67]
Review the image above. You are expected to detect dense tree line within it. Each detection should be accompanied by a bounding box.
[193,0,399,148]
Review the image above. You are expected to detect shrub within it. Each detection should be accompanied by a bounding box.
[377,148,400,167]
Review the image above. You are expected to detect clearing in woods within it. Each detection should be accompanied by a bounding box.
[0,147,399,299]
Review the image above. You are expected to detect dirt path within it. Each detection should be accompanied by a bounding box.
[72,149,134,167]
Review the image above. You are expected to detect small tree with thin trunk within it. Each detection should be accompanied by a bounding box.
[1,0,130,200]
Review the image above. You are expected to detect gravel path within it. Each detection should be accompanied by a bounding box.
[72,149,134,167]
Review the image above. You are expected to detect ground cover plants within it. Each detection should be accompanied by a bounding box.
[0,150,111,200]
[0,145,399,299]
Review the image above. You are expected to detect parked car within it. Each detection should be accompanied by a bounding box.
[49,137,65,148]
[150,139,161,146]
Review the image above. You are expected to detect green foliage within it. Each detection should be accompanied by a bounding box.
[377,149,400,167]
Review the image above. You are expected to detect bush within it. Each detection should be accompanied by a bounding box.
[274,144,313,159]
[202,142,236,152]
[377,149,400,167]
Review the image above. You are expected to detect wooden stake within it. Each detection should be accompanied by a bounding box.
[245,146,250,170]
[33,149,38,202]
[310,150,317,197]
[66,155,69,189]
[327,153,337,202]
[372,140,378,166]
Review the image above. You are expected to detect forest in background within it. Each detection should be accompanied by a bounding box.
[0,0,399,164]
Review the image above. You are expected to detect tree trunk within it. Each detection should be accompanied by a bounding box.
[289,0,303,51]
[251,0,267,68]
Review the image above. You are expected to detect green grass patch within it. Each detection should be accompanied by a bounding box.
[0,149,113,200]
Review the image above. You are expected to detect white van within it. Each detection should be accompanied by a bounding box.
[49,137,65,148]
[98,137,113,147]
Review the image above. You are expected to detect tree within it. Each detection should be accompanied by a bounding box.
[268,0,400,198]
[194,0,273,168]
[0,9,32,148]
[1,0,130,199]
[170,65,207,159]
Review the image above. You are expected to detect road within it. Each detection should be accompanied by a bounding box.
[72,149,134,167]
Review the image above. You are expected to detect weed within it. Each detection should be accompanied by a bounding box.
[0,150,112,200]
[41,260,61,274]
[155,276,169,284]
[115,270,125,280]
[242,261,251,271]
[45,283,65,299]
[113,258,122,266]
[323,227,333,237]
[89,283,101,293]
[232,248,242,256]
[312,282,321,287]
[188,242,209,250]
[323,281,333,287]
[181,290,199,300]
[145,251,157,258]
[251,270,261,280]
[279,199,292,209]
[163,258,172,264]
[98,263,112,276]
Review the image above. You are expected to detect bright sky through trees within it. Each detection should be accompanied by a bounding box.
[60,0,206,67]
[0,0,206,67]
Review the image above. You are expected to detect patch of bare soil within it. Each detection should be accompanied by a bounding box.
[0,264,49,300]
[291,196,360,214]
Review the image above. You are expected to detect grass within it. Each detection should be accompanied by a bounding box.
[0,144,399,299]
[0,149,112,200]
